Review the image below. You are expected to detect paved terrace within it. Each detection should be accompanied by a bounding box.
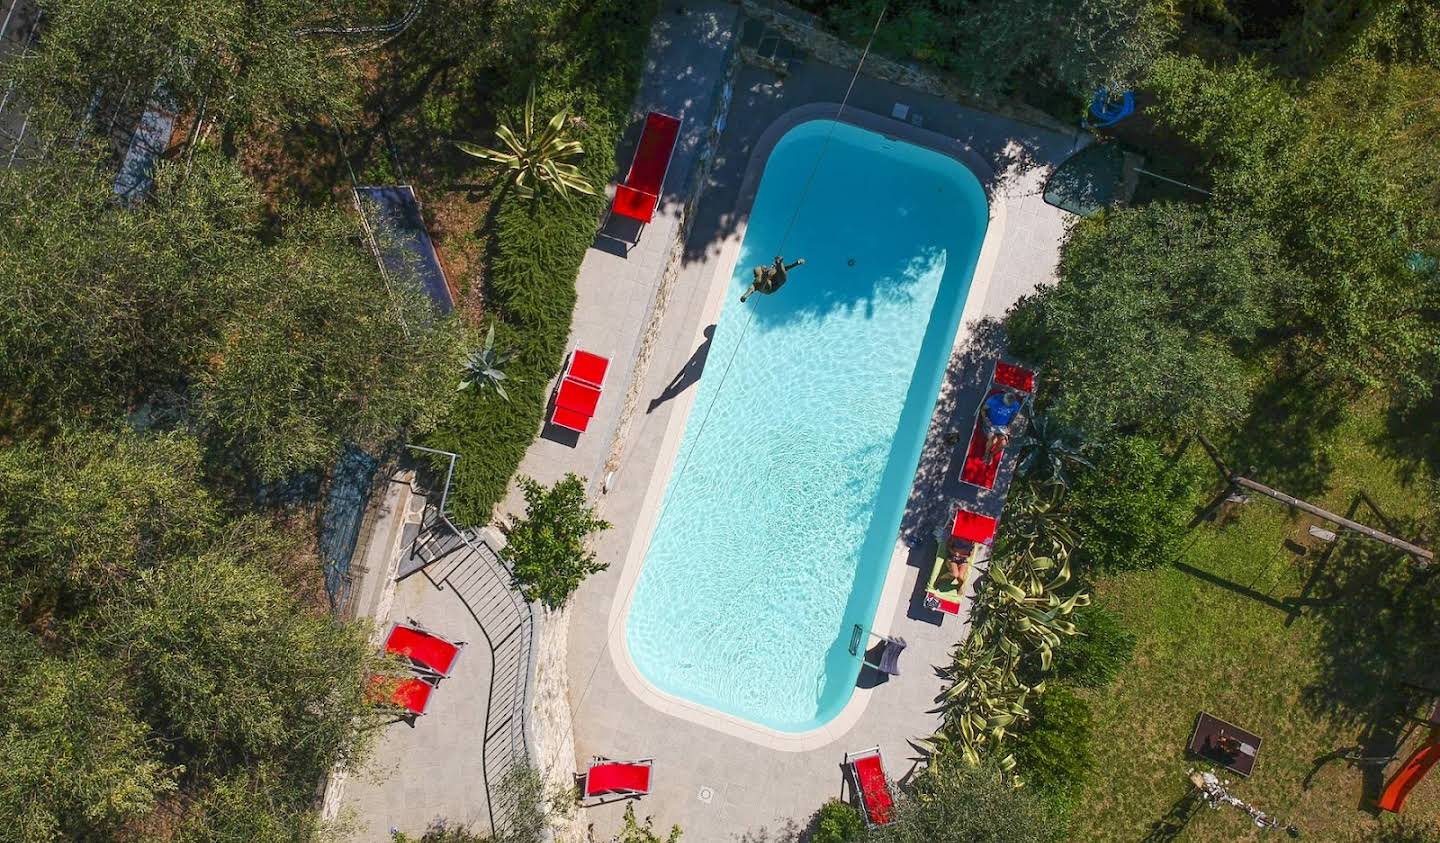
[550,10,1082,841]
[336,2,1080,839]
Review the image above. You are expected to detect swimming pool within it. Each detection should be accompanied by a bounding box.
[624,118,989,732]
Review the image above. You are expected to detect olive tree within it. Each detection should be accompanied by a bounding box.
[871,755,1063,843]
[1008,203,1288,438]
[1146,54,1440,400]
[500,474,610,609]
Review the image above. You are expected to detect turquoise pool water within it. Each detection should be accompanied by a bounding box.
[624,119,989,732]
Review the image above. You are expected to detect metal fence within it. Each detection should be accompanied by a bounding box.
[407,446,538,834]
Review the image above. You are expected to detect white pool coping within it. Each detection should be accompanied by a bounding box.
[603,103,1009,751]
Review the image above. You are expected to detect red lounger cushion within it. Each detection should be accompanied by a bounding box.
[960,404,1003,489]
[626,112,681,194]
[385,624,461,676]
[611,112,680,224]
[854,755,894,825]
[569,350,610,388]
[367,675,433,715]
[556,378,602,418]
[552,404,592,432]
[993,360,1035,393]
[928,594,962,615]
[586,762,652,797]
[951,509,998,543]
[613,184,660,224]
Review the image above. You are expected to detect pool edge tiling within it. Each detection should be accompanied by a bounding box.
[606,105,1009,750]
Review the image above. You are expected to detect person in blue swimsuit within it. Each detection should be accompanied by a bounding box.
[981,390,1024,462]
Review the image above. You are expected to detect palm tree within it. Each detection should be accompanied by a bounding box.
[454,85,597,199]
[458,324,513,400]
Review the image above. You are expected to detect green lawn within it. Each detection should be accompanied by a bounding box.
[1074,399,1440,841]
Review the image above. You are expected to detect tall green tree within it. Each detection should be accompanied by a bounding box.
[1146,54,1440,400]
[193,207,463,482]
[0,431,218,626]
[500,474,610,609]
[0,650,175,843]
[7,0,404,140]
[100,530,376,787]
[871,755,1063,843]
[1008,202,1288,437]
[812,0,1176,98]
[0,147,254,425]
[0,432,378,839]
[0,147,464,481]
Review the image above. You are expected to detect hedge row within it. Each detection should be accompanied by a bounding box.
[425,2,660,525]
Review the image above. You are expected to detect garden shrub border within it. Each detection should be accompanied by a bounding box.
[424,2,660,526]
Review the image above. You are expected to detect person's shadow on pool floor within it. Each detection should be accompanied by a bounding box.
[647,324,714,414]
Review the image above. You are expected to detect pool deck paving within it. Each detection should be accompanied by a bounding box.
[552,11,1082,842]
[336,3,1082,840]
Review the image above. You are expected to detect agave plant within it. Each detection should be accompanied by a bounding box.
[454,84,597,199]
[999,481,1079,560]
[459,324,513,400]
[982,553,1090,672]
[923,628,1036,770]
[1015,412,1092,489]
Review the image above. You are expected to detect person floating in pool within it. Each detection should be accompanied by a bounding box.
[740,255,805,303]
[981,390,1026,462]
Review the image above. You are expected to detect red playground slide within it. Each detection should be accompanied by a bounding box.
[1379,728,1440,813]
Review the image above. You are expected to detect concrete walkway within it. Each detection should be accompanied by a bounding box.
[503,1,740,501]
[560,24,1081,843]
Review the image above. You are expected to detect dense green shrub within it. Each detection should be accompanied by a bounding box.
[0,148,463,483]
[793,0,1175,99]
[812,799,866,843]
[1007,686,1096,800]
[1051,603,1137,688]
[1006,203,1286,440]
[500,474,611,609]
[872,754,1063,843]
[0,432,377,841]
[425,0,659,525]
[1068,437,1200,572]
[618,803,682,843]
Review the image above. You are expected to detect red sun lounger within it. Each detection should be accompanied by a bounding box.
[366,674,434,717]
[925,507,998,615]
[960,360,1036,489]
[609,112,682,241]
[551,349,611,433]
[951,507,998,544]
[844,747,895,827]
[580,757,654,801]
[384,621,466,680]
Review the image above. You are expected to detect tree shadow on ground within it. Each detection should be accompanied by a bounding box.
[1227,368,1351,499]
[1139,787,1207,843]
[679,53,1072,270]
[1380,395,1440,488]
[1300,530,1440,743]
[898,317,1009,544]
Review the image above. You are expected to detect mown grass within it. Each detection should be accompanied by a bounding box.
[1074,398,1440,841]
